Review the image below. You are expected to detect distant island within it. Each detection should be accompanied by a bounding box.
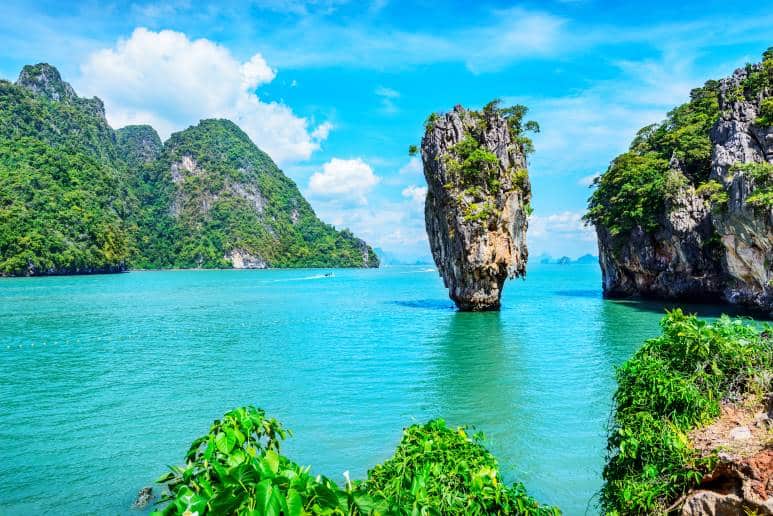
[0,64,379,276]
[537,253,598,265]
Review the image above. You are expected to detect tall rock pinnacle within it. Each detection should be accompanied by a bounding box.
[420,102,535,311]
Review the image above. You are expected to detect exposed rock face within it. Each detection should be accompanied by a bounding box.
[132,486,154,509]
[16,63,76,102]
[595,61,772,315]
[710,65,773,312]
[682,397,773,515]
[225,249,267,269]
[421,105,531,311]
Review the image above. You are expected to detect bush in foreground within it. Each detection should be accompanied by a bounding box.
[601,309,772,514]
[153,407,559,515]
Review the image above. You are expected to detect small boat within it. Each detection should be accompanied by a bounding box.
[324,272,334,277]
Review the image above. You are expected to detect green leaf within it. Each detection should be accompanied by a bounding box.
[286,489,304,516]
[215,430,236,454]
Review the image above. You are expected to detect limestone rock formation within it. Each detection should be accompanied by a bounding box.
[421,103,533,311]
[681,397,773,515]
[590,51,773,315]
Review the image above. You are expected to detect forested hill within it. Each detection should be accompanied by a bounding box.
[0,63,378,276]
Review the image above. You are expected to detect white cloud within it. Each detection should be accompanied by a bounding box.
[529,211,595,240]
[577,173,600,187]
[375,86,399,98]
[401,185,427,207]
[307,158,380,205]
[528,210,597,257]
[312,201,429,255]
[375,86,400,114]
[263,7,567,71]
[399,157,422,176]
[77,28,329,164]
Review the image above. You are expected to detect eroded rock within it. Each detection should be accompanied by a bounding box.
[594,57,772,315]
[421,104,531,311]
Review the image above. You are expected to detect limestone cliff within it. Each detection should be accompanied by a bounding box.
[420,103,534,311]
[588,49,773,315]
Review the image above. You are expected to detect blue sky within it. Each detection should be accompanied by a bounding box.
[1,1,771,260]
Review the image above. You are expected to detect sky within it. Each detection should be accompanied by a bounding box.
[0,1,771,261]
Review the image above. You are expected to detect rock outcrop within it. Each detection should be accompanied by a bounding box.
[421,104,532,311]
[681,397,773,515]
[591,51,773,315]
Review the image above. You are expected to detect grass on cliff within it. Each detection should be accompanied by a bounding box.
[602,309,773,515]
[153,406,559,515]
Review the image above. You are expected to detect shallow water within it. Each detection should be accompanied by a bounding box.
[0,264,757,515]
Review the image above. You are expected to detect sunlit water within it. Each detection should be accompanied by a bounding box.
[0,264,760,515]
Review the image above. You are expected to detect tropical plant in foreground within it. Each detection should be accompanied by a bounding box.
[153,407,559,515]
[601,310,773,514]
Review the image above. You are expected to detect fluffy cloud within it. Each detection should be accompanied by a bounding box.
[401,185,427,207]
[528,211,597,257]
[307,158,380,205]
[313,201,429,255]
[530,211,595,239]
[399,157,422,176]
[77,28,329,164]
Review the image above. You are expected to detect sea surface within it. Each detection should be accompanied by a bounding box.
[0,264,760,515]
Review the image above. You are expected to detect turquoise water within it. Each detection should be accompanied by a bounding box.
[0,264,755,515]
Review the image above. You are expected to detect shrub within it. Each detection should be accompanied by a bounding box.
[366,419,559,515]
[694,180,728,207]
[732,162,773,208]
[602,310,773,515]
[154,408,558,515]
[757,97,773,126]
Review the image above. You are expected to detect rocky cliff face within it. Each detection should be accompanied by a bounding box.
[681,396,773,515]
[591,52,773,315]
[156,119,380,269]
[421,104,532,311]
[710,64,773,312]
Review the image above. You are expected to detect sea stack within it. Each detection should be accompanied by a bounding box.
[420,102,535,311]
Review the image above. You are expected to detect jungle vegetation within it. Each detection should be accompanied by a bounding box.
[602,310,773,514]
[0,64,378,276]
[584,47,773,236]
[153,406,559,515]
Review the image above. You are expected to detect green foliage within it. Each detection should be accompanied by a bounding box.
[602,310,773,515]
[757,97,773,126]
[463,201,497,223]
[155,408,558,515]
[423,113,439,132]
[365,419,559,515]
[694,180,728,207]
[143,119,378,269]
[584,152,670,236]
[740,48,773,101]
[732,162,773,208]
[481,100,539,156]
[0,67,378,275]
[586,75,723,237]
[152,406,382,516]
[0,79,133,275]
[512,168,530,191]
[444,136,500,183]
